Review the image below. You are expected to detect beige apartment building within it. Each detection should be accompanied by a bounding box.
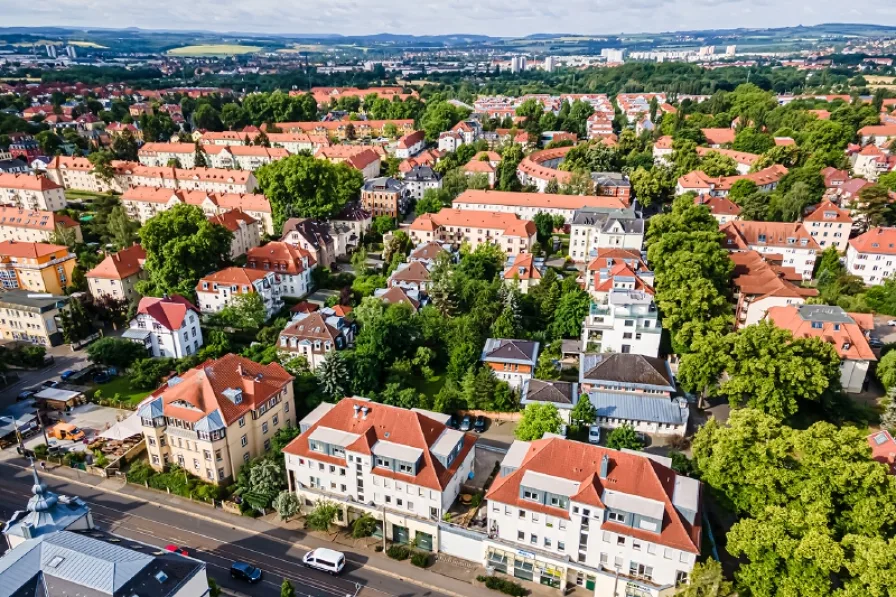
[0,206,82,244]
[0,289,70,346]
[0,173,67,212]
[137,354,295,485]
[208,210,262,259]
[45,156,119,193]
[86,244,147,302]
[409,208,537,254]
[120,187,274,235]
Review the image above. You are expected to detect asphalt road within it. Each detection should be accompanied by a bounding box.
[0,463,449,597]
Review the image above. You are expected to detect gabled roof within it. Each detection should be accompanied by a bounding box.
[694,194,741,218]
[0,240,69,260]
[804,200,852,224]
[486,437,701,553]
[521,379,576,406]
[721,220,820,250]
[284,397,476,491]
[503,253,543,281]
[409,241,447,262]
[137,295,199,331]
[579,353,675,391]
[766,304,876,362]
[281,312,342,342]
[389,260,431,283]
[455,189,626,211]
[0,173,62,191]
[376,286,420,311]
[481,338,539,365]
[245,241,315,275]
[410,209,536,238]
[196,267,271,294]
[700,128,735,145]
[586,248,649,273]
[208,208,257,232]
[850,227,896,255]
[730,251,817,300]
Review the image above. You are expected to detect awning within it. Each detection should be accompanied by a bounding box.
[99,414,143,441]
[122,328,151,340]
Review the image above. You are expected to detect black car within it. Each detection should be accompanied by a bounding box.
[230,561,262,583]
[458,415,472,432]
[473,415,487,433]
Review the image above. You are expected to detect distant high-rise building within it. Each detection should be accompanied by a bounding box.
[65,45,77,58]
[726,45,737,56]
[543,56,557,72]
[698,45,715,57]
[45,45,56,58]
[509,56,527,73]
[601,49,625,63]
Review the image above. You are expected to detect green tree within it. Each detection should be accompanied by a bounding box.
[877,350,896,391]
[86,337,147,369]
[35,130,62,155]
[629,166,674,208]
[193,104,223,131]
[213,292,267,328]
[193,141,208,168]
[549,288,591,339]
[420,100,470,141]
[533,212,554,243]
[59,296,95,344]
[496,143,524,192]
[87,150,116,182]
[673,560,734,597]
[728,179,759,204]
[416,189,444,215]
[732,127,775,154]
[606,424,644,450]
[111,129,139,161]
[220,103,246,130]
[372,215,397,236]
[305,500,339,531]
[255,154,363,227]
[136,204,233,298]
[879,171,896,192]
[569,394,597,430]
[106,206,139,249]
[699,151,738,177]
[280,579,296,597]
[274,491,300,521]
[852,184,892,230]
[515,403,563,440]
[316,350,348,399]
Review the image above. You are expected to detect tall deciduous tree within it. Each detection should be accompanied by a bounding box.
[515,403,563,440]
[316,351,349,399]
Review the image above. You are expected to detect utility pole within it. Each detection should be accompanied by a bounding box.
[382,502,387,552]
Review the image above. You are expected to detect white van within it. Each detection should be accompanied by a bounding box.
[302,548,346,575]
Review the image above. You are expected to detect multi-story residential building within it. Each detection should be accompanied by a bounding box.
[283,398,476,549]
[44,156,118,193]
[569,206,644,263]
[731,251,818,328]
[139,143,289,170]
[480,338,539,389]
[484,437,701,594]
[245,241,316,299]
[120,187,274,234]
[388,260,432,293]
[455,190,628,226]
[403,166,442,200]
[585,254,655,300]
[802,200,852,252]
[114,163,258,194]
[693,195,741,225]
[409,209,537,255]
[0,241,75,294]
[208,209,261,260]
[578,353,688,438]
[720,220,819,280]
[331,202,372,254]
[675,165,788,197]
[409,241,448,265]
[281,218,337,268]
[850,144,895,181]
[438,120,483,152]
[694,147,758,175]
[858,124,896,146]
[314,146,381,180]
[700,127,735,147]
[766,304,875,393]
[0,173,66,212]
[138,354,295,484]
[503,253,545,293]
[125,295,203,358]
[394,131,426,159]
[195,267,281,321]
[582,287,661,357]
[361,177,408,218]
[275,119,415,140]
[847,226,896,285]
[0,290,70,346]
[200,131,329,154]
[278,308,355,370]
[86,244,146,303]
[0,206,81,243]
[375,286,423,312]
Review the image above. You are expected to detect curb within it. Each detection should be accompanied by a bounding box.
[19,464,470,597]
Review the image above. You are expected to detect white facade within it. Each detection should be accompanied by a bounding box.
[569,218,644,262]
[582,292,662,357]
[846,243,896,285]
[802,219,850,252]
[130,306,203,359]
[0,177,66,212]
[196,269,281,320]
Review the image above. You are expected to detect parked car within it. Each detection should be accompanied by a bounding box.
[588,426,602,444]
[458,415,472,432]
[302,548,345,575]
[93,371,113,384]
[870,337,885,348]
[40,380,59,389]
[16,390,35,402]
[888,320,896,327]
[230,561,262,583]
[164,545,189,556]
[60,370,77,381]
[473,415,487,433]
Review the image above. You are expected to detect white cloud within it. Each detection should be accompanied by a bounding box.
[0,0,894,37]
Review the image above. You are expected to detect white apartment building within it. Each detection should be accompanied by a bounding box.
[480,338,540,389]
[278,308,355,370]
[200,131,329,154]
[116,163,258,194]
[0,174,66,212]
[720,221,819,280]
[484,437,700,595]
[44,156,118,193]
[120,187,274,234]
[569,207,644,263]
[454,190,628,226]
[284,398,477,551]
[245,241,316,299]
[139,354,295,484]
[195,267,282,321]
[85,244,146,302]
[0,206,81,244]
[409,209,536,255]
[403,165,442,200]
[139,143,289,170]
[847,226,896,285]
[582,289,662,357]
[731,251,818,329]
[126,295,203,359]
[802,200,852,253]
[395,131,426,159]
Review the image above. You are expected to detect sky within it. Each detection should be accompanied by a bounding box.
[2,0,896,38]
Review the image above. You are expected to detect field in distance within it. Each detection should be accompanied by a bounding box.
[167,44,262,56]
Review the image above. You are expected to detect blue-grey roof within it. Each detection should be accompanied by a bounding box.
[137,397,163,420]
[588,392,689,426]
[579,353,675,391]
[194,410,225,433]
[3,467,91,542]
[481,338,540,365]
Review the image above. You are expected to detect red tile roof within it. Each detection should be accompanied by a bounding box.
[0,240,69,260]
[804,200,852,224]
[730,251,817,301]
[208,209,258,232]
[587,248,649,273]
[455,189,626,211]
[859,124,896,138]
[377,286,420,311]
[245,241,315,275]
[121,187,271,213]
[503,253,541,281]
[396,130,425,149]
[86,244,146,280]
[137,294,199,331]
[197,267,271,294]
[486,438,701,553]
[721,220,820,250]
[410,208,536,238]
[695,146,759,166]
[766,305,876,361]
[700,128,736,145]
[0,173,62,192]
[283,398,476,492]
[867,430,896,475]
[694,195,741,218]
[0,206,79,232]
[849,227,896,255]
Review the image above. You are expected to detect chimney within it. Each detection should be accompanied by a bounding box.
[599,454,610,479]
[361,406,369,420]
[353,404,361,419]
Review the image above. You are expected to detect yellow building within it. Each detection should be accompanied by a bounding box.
[0,241,76,294]
[138,354,295,485]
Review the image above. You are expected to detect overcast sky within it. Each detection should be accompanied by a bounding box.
[2,0,896,38]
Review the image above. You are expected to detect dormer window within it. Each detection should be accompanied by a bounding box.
[811,321,823,329]
[757,234,766,243]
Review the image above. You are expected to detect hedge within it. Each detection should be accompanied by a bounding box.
[477,575,528,597]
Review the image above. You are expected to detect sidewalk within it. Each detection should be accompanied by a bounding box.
[13,459,507,597]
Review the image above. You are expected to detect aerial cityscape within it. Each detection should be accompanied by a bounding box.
[2,13,896,597]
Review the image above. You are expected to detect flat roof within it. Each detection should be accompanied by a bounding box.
[430,428,464,458]
[0,290,69,312]
[521,470,581,497]
[372,439,424,463]
[603,489,665,520]
[307,426,359,448]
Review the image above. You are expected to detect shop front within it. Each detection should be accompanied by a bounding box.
[486,546,566,590]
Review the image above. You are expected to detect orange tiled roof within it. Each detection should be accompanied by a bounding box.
[410,208,536,238]
[197,267,271,294]
[0,240,68,259]
[766,305,876,361]
[700,128,736,145]
[455,189,625,211]
[503,253,542,280]
[587,248,649,272]
[245,241,316,275]
[86,244,146,280]
[694,195,741,218]
[208,209,257,232]
[730,251,817,300]
[849,227,896,255]
[721,220,820,250]
[804,200,852,224]
[0,173,62,192]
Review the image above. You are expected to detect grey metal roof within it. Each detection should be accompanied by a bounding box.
[481,338,540,365]
[579,353,674,390]
[0,291,69,313]
[38,532,152,593]
[404,166,441,182]
[3,468,91,542]
[193,410,225,433]
[136,397,163,420]
[588,392,689,426]
[570,206,637,227]
[362,176,404,192]
[796,304,854,324]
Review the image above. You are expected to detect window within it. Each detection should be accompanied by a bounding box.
[676,571,689,586]
[530,534,538,545]
[600,553,608,565]
[518,530,525,540]
[602,531,611,543]
[617,536,625,546]
[523,489,538,501]
[240,435,248,447]
[633,540,642,551]
[239,416,246,428]
[544,538,552,548]
[532,513,539,523]
[608,511,626,523]
[519,509,525,519]
[558,541,565,552]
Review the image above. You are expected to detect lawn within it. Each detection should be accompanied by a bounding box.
[92,376,152,409]
[411,374,447,399]
[167,44,262,56]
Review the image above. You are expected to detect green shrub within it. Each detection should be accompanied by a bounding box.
[126,460,154,484]
[386,545,411,560]
[410,552,431,568]
[477,576,528,597]
[352,514,378,538]
[33,443,49,459]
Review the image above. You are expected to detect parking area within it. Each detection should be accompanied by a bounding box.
[872,315,896,347]
[0,401,133,460]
